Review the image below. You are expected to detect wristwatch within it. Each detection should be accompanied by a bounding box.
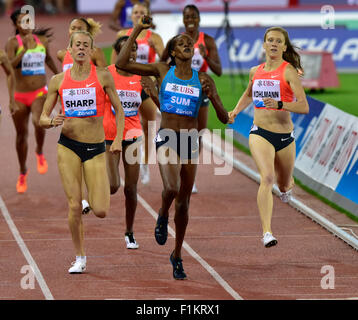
[277,101,283,110]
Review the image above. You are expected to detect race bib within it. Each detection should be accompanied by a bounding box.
[161,82,200,117]
[112,89,141,117]
[191,48,204,72]
[252,79,281,108]
[136,43,150,64]
[21,51,46,75]
[62,87,97,117]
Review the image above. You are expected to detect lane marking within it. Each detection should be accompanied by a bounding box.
[135,191,243,300]
[0,195,54,300]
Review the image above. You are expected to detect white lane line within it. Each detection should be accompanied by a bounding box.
[136,192,243,300]
[0,195,54,300]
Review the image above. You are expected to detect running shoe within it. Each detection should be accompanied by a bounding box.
[68,257,86,274]
[36,153,48,174]
[81,200,91,215]
[279,189,292,203]
[170,252,187,280]
[140,163,150,185]
[125,232,139,249]
[192,183,198,194]
[154,214,168,245]
[16,171,28,193]
[262,232,278,248]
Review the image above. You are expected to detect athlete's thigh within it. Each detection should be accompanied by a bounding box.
[249,134,276,176]
[83,153,110,210]
[274,140,296,185]
[12,102,30,133]
[122,143,140,186]
[197,106,208,132]
[57,144,82,202]
[139,98,157,122]
[178,162,197,198]
[31,96,46,125]
[158,161,181,192]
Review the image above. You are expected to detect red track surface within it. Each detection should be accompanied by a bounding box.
[0,14,358,301]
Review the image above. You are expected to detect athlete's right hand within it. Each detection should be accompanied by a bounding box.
[228,111,237,124]
[52,113,66,127]
[138,15,152,29]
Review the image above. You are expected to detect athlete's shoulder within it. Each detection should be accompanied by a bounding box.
[250,65,260,74]
[116,28,130,38]
[49,71,66,89]
[57,49,67,60]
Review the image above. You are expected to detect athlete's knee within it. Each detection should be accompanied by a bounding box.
[110,183,120,195]
[68,201,82,218]
[124,184,137,200]
[92,208,107,219]
[163,185,179,200]
[175,198,189,215]
[261,173,275,187]
[16,130,28,144]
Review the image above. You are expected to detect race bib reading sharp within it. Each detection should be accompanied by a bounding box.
[252,79,281,108]
[21,51,46,75]
[63,87,97,117]
[161,82,200,117]
[112,89,141,117]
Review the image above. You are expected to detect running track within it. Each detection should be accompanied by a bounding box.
[0,14,358,301]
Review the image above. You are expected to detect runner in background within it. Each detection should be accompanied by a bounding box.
[161,4,222,193]
[109,0,151,32]
[228,26,309,248]
[57,17,107,71]
[104,36,154,249]
[0,49,16,126]
[111,2,164,186]
[116,17,228,280]
[39,31,124,274]
[6,8,58,193]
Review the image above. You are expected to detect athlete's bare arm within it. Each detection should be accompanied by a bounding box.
[39,73,66,128]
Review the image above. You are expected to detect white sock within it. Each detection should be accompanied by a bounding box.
[76,256,86,264]
[82,200,89,209]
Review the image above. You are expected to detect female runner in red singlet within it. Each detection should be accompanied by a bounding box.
[104,36,154,250]
[57,17,107,71]
[228,27,309,248]
[111,3,164,186]
[40,31,124,274]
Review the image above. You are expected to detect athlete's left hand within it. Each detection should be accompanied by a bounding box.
[8,98,18,115]
[198,44,207,59]
[199,74,215,98]
[110,139,122,154]
[263,98,278,109]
